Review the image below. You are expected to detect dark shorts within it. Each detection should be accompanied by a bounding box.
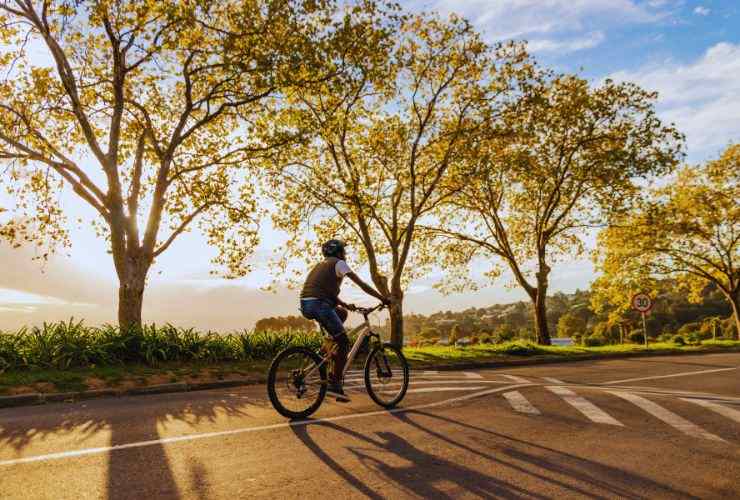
[300,299,346,339]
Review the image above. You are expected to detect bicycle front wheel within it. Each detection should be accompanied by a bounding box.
[364,343,409,409]
[267,347,327,419]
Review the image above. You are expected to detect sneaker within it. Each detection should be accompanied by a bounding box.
[326,382,351,403]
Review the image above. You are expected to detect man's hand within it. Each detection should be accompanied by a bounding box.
[345,303,358,311]
[381,296,392,306]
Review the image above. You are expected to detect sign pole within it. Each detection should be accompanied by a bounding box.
[641,312,648,348]
[631,292,653,349]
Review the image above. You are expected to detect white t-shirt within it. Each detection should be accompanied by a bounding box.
[335,260,352,278]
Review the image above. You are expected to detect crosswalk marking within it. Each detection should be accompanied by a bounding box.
[503,391,541,415]
[501,374,530,384]
[548,386,623,426]
[542,377,564,384]
[611,391,725,442]
[680,398,740,424]
[464,372,484,379]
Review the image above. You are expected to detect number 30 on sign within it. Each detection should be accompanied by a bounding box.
[631,293,653,313]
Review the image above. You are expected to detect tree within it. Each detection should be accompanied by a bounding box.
[595,144,740,340]
[434,72,683,344]
[268,13,531,346]
[556,312,585,338]
[448,324,462,344]
[0,0,348,327]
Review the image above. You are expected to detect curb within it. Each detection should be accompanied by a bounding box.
[0,379,263,409]
[1,347,738,410]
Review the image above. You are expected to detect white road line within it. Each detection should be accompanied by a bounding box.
[382,386,485,395]
[503,391,541,415]
[681,398,740,424]
[542,377,564,384]
[422,370,439,375]
[463,372,484,379]
[602,367,737,385]
[611,391,725,442]
[501,374,530,384]
[345,380,512,389]
[0,382,536,467]
[547,386,623,426]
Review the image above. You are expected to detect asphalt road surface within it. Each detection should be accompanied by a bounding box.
[1,352,739,499]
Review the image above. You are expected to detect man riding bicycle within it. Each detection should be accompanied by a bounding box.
[300,239,391,402]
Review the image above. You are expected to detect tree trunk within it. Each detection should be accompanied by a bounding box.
[388,287,405,347]
[117,260,149,330]
[730,291,740,341]
[531,265,552,345]
[532,289,552,345]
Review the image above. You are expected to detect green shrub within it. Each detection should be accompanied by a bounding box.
[672,335,686,345]
[0,321,324,372]
[479,333,493,344]
[628,330,645,344]
[583,335,605,347]
[499,342,541,356]
[677,322,701,336]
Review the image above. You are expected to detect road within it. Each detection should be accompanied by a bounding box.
[1,352,738,499]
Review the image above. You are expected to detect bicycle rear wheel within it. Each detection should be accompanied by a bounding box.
[267,347,327,419]
[364,343,409,409]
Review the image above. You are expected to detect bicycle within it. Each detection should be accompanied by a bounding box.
[267,303,409,419]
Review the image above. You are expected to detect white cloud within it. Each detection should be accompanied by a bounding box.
[528,31,605,53]
[610,42,740,159]
[409,0,667,39]
[693,6,710,16]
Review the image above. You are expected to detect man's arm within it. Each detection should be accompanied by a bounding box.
[346,272,390,304]
[336,297,356,311]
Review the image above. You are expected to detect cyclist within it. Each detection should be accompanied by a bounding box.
[299,239,391,402]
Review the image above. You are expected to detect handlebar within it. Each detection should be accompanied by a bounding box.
[355,303,388,317]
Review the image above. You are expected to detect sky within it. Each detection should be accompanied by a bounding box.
[1,0,739,330]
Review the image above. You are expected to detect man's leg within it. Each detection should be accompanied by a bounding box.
[315,301,351,402]
[330,333,350,383]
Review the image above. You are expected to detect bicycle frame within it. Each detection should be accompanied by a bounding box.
[303,310,381,381]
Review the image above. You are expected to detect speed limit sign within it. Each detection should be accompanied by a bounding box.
[631,293,653,313]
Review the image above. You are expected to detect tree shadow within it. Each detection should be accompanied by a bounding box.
[401,409,704,499]
[0,389,263,499]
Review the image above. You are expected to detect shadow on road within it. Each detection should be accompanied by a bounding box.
[0,389,262,499]
[292,419,545,499]
[290,409,703,499]
[398,409,701,499]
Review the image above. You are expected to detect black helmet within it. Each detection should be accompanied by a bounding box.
[321,239,346,258]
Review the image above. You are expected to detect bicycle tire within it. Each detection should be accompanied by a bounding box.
[267,346,327,419]
[364,342,409,409]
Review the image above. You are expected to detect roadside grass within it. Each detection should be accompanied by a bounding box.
[1,320,738,396]
[402,340,740,366]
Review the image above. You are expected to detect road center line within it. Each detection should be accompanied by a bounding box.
[0,383,535,467]
[601,367,737,385]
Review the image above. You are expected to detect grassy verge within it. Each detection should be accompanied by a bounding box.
[2,340,738,397]
[403,339,740,367]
